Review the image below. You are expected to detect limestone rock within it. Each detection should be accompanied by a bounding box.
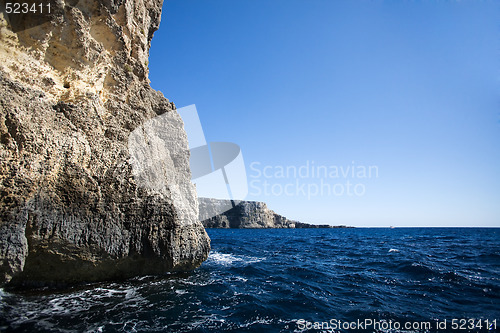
[199,198,335,229]
[0,0,210,287]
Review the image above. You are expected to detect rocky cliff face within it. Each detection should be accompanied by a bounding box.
[0,0,210,287]
[199,198,334,229]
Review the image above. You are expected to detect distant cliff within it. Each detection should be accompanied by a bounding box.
[0,0,210,287]
[199,198,343,229]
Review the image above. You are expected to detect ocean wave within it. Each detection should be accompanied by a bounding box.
[206,251,265,266]
[1,228,499,332]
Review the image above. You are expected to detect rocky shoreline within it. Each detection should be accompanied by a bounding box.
[199,198,351,229]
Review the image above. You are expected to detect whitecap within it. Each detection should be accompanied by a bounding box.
[388,248,399,253]
[207,251,264,266]
[233,276,248,282]
[239,316,274,328]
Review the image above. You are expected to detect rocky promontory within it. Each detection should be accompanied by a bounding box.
[199,198,339,229]
[0,0,210,287]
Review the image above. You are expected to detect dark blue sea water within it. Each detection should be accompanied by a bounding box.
[1,228,499,332]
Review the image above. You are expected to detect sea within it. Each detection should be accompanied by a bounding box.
[0,228,499,332]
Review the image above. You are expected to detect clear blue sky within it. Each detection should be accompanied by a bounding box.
[149,0,499,227]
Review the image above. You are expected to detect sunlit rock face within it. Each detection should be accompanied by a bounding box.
[0,0,210,287]
[199,198,334,229]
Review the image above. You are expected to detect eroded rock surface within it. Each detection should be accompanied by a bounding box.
[0,0,210,287]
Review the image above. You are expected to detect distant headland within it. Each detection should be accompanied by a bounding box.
[199,198,352,229]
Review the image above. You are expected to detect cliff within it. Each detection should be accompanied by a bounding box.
[199,198,335,229]
[0,0,210,287]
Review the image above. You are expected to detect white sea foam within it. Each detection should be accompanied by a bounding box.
[207,251,264,266]
[239,316,275,328]
[388,248,399,253]
[232,276,248,282]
